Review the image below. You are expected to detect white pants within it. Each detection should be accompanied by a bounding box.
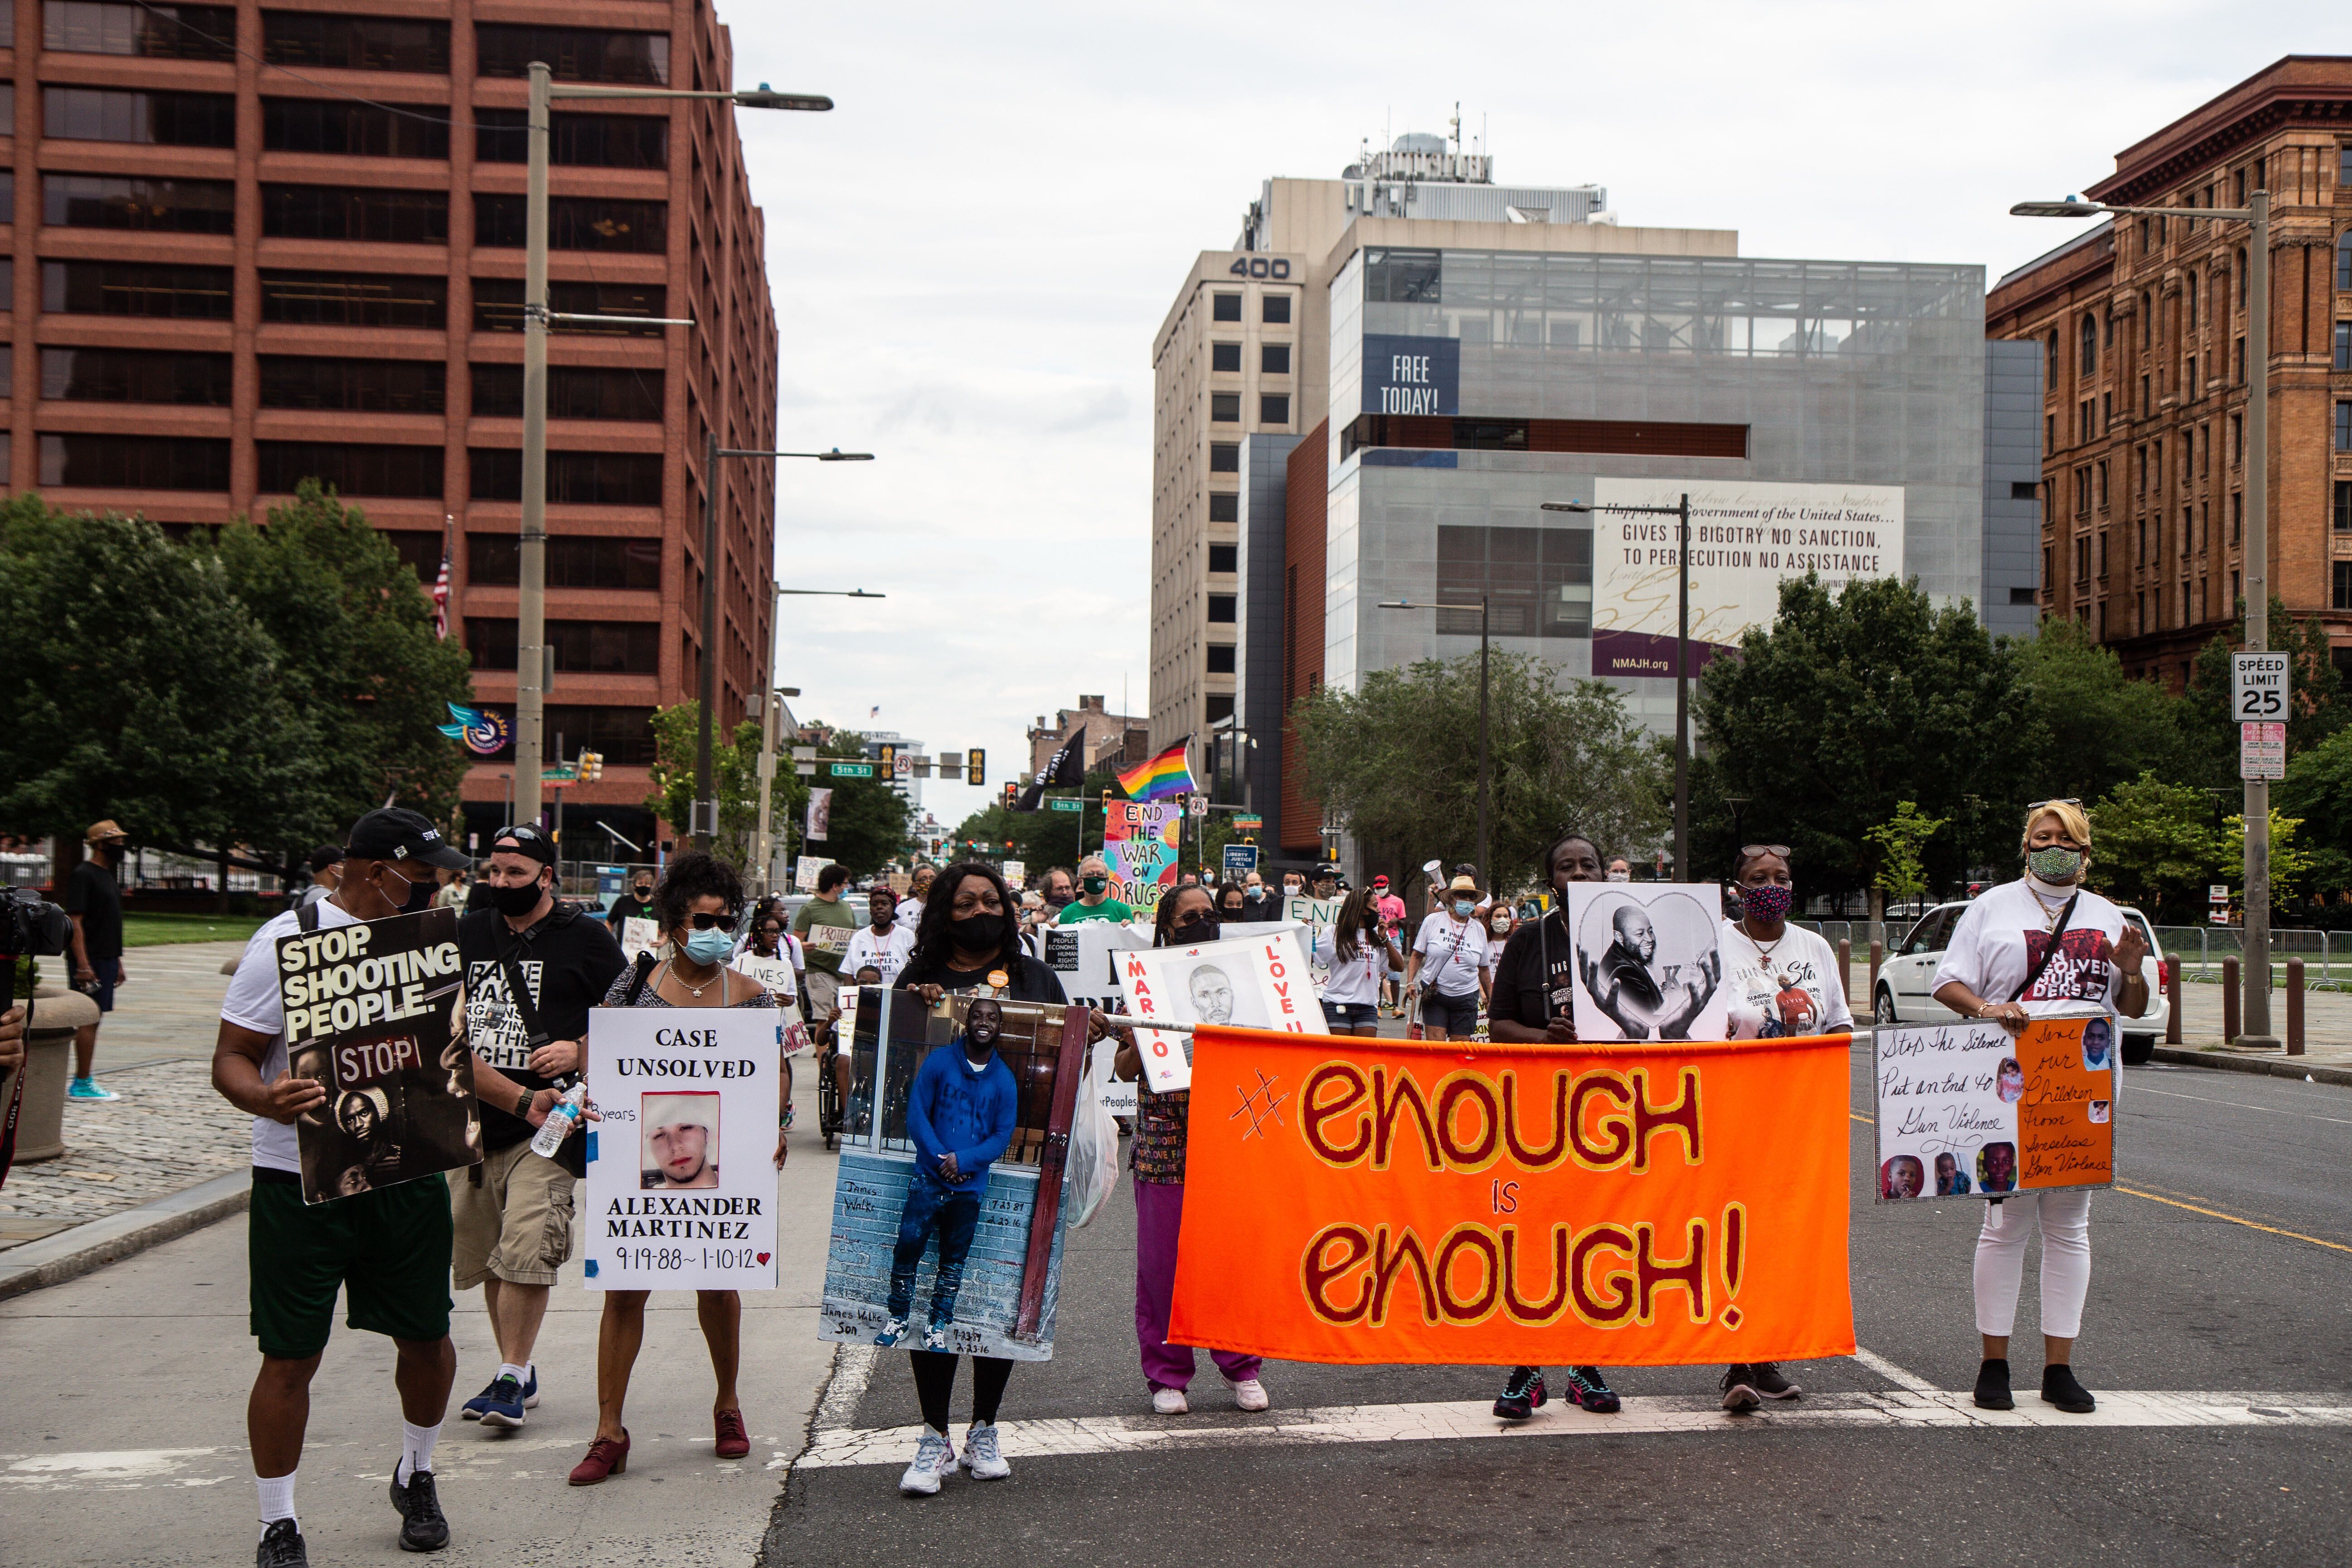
[1972,1190,2092,1340]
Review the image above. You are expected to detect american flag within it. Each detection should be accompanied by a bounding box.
[430,539,451,639]
[868,705,880,720]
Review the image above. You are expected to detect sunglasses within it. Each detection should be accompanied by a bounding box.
[685,912,739,932]
[1740,844,1791,858]
[2028,798,2082,810]
[494,823,546,841]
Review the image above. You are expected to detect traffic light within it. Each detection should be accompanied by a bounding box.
[577,750,603,781]
[877,742,897,769]
[966,748,985,785]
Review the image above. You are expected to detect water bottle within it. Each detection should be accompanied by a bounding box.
[531,1081,588,1158]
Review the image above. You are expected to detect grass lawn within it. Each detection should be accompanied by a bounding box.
[122,911,269,947]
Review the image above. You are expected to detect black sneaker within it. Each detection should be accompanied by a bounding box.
[1720,1364,1762,1412]
[1492,1366,1548,1421]
[1973,1357,2014,1411]
[2041,1363,2096,1414]
[389,1464,449,1553]
[1561,1366,1620,1414]
[1748,1361,1802,1400]
[257,1519,309,1568]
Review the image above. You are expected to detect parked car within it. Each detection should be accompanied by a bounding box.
[1872,899,2167,1064]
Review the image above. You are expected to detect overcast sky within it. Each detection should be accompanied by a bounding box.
[721,2,2349,834]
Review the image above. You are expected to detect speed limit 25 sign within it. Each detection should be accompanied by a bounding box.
[2233,653,2289,720]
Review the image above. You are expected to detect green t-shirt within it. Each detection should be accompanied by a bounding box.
[793,894,860,974]
[1058,897,1133,925]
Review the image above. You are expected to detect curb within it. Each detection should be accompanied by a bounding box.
[2147,1046,2352,1089]
[0,1170,250,1301]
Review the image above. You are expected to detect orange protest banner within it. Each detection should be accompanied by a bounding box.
[1168,1027,1854,1367]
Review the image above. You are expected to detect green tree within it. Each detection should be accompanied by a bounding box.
[2278,725,2352,898]
[206,481,475,850]
[1693,574,2028,897]
[2225,809,2310,905]
[2087,773,2227,920]
[2179,596,2347,791]
[1291,651,1664,893]
[2012,616,2183,805]
[951,765,1125,874]
[0,500,315,851]
[645,703,771,869]
[796,731,911,875]
[1864,800,1946,906]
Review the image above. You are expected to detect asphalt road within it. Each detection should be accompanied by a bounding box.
[772,1047,2352,1568]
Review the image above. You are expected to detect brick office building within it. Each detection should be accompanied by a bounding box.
[6,0,779,852]
[1987,55,2352,687]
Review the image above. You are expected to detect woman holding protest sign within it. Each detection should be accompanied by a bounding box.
[1930,799,2150,1417]
[1321,885,1400,1037]
[568,853,781,1487]
[1112,883,1272,1416]
[1712,843,1852,1411]
[1482,830,1622,1422]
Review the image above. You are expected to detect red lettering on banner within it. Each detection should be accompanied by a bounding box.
[1370,1067,1442,1171]
[1301,1223,1373,1323]
[1434,1073,1501,1170]
[1630,1068,1703,1171]
[1636,1219,1710,1324]
[1435,1225,1500,1323]
[1499,1223,1570,1324]
[1302,1063,1371,1164]
[1570,1073,1634,1169]
[1499,1069,1569,1169]
[1571,1224,1637,1326]
[1368,1225,1439,1327]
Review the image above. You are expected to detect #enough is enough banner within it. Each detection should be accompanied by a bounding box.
[1168,1028,1854,1367]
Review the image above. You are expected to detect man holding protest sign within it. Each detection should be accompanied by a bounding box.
[844,884,917,986]
[211,808,475,1567]
[451,824,627,1431]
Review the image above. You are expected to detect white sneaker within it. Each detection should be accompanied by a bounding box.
[898,1429,955,1496]
[961,1421,1009,1480]
[1151,1387,1189,1415]
[1229,1377,1271,1412]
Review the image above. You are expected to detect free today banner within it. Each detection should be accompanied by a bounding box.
[1168,1028,1854,1367]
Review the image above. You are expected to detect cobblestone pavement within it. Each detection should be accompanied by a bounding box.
[0,1058,251,1246]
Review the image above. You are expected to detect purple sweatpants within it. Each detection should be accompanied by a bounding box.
[1133,1177,1261,1391]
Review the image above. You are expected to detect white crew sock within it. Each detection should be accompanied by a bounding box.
[400,1420,441,1482]
[496,1362,526,1385]
[257,1469,297,1535]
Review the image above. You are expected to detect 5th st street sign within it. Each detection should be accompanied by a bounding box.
[828,762,875,778]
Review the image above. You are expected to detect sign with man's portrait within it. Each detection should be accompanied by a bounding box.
[1562,883,1729,1043]
[1118,928,1320,1092]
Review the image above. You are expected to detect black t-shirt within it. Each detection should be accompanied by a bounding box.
[896,952,1070,1006]
[461,901,629,1153]
[1490,907,1576,1032]
[606,893,657,928]
[64,860,124,963]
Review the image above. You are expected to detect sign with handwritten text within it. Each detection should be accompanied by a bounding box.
[1871,1014,2115,1202]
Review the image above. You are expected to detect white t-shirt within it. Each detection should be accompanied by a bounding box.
[731,935,804,1003]
[843,921,916,985]
[1320,933,1393,1006]
[220,899,362,1174]
[1932,879,2130,1018]
[1719,920,1856,1039]
[1413,911,1490,998]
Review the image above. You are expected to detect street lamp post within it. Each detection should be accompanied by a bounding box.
[1544,493,1694,878]
[1377,597,1490,882]
[510,64,831,832]
[693,440,874,849]
[2012,191,2273,1046]
[750,586,885,892]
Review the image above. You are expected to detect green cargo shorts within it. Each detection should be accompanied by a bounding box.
[248,1168,453,1360]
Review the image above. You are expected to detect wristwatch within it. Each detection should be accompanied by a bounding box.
[514,1088,534,1119]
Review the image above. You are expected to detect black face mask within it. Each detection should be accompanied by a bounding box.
[1046,892,1073,909]
[952,911,1007,956]
[1171,915,1220,947]
[491,878,547,918]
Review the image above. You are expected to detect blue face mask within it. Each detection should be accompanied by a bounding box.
[1453,899,1476,918]
[683,927,735,965]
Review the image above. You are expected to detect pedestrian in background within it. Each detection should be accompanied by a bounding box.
[434,868,470,910]
[1113,883,1271,1416]
[1406,874,1491,1044]
[604,870,657,935]
[1057,856,1132,924]
[62,818,129,1100]
[1321,886,1400,1037]
[1931,799,2149,1418]
[298,845,343,909]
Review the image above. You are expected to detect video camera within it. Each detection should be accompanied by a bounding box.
[1,887,71,1191]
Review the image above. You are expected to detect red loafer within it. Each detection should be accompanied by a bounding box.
[714,1407,750,1460]
[568,1430,629,1485]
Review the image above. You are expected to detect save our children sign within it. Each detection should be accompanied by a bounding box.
[1169,1030,1855,1367]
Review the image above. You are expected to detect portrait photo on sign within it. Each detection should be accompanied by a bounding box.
[1976,1141,2018,1193]
[1879,1155,1925,1200]
[2082,1018,2114,1072]
[641,1091,721,1190]
[1564,883,1727,1041]
[297,1024,480,1202]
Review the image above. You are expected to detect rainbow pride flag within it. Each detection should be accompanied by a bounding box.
[1117,738,1196,803]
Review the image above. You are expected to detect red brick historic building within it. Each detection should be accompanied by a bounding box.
[1987,55,2352,687]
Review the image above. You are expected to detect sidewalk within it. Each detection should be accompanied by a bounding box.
[0,1057,253,1252]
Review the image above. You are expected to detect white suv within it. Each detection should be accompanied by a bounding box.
[1871,899,2169,1063]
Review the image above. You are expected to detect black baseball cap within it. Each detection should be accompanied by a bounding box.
[489,823,558,867]
[308,844,345,873]
[346,807,470,870]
